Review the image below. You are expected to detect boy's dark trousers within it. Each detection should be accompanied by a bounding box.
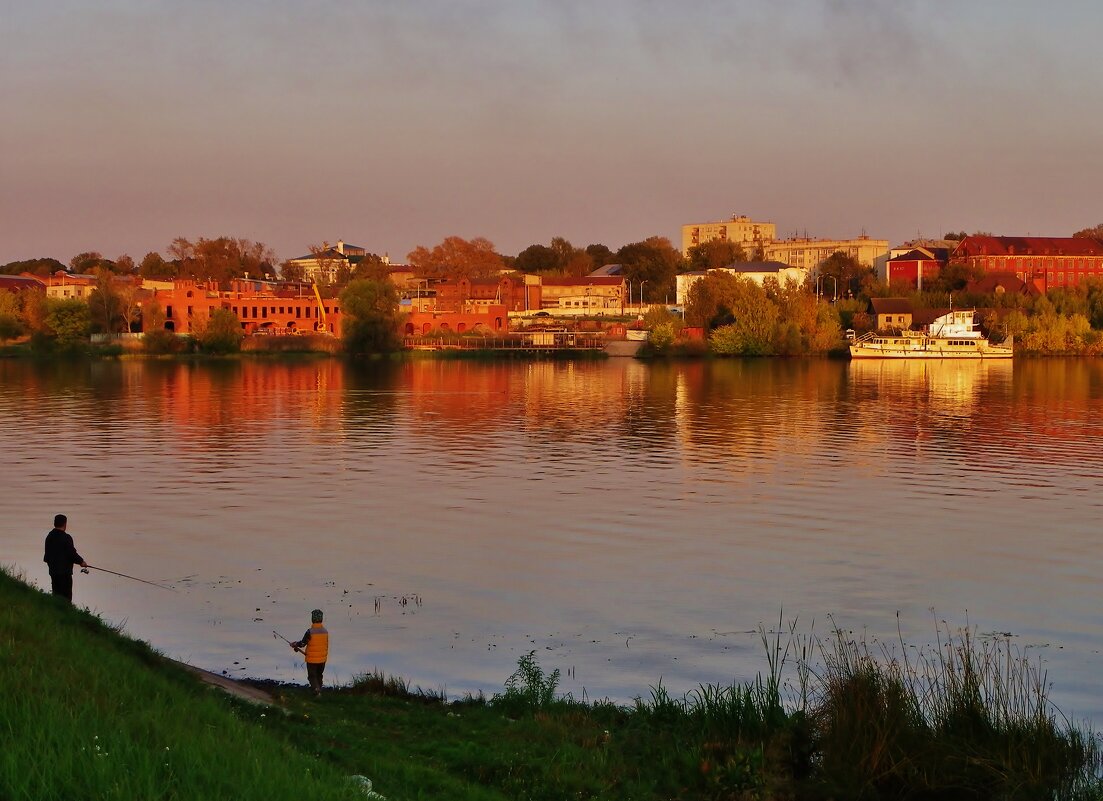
[307,662,325,693]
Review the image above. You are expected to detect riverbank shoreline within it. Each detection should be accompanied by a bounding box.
[5,566,1100,800]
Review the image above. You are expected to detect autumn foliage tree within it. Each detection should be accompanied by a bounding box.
[513,237,594,277]
[166,237,278,283]
[407,236,503,280]
[1072,223,1103,240]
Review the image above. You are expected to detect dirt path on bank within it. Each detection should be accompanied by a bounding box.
[166,657,278,706]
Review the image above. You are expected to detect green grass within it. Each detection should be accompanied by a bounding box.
[4,566,1101,800]
[0,567,362,801]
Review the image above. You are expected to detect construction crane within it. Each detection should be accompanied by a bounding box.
[311,279,330,333]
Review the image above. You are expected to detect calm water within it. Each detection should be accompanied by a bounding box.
[2,357,1101,720]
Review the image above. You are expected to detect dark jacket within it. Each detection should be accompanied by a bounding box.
[44,528,84,576]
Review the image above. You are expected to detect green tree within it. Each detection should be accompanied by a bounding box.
[585,244,614,270]
[615,237,682,302]
[0,292,22,341]
[648,322,677,353]
[351,254,391,283]
[139,251,171,278]
[514,244,559,274]
[819,251,873,299]
[684,270,742,329]
[339,279,400,356]
[0,257,65,276]
[44,298,92,348]
[69,251,115,273]
[88,269,125,334]
[280,260,304,282]
[642,305,684,335]
[932,262,983,293]
[194,308,243,353]
[686,239,747,271]
[769,278,842,353]
[1072,223,1103,239]
[701,277,778,355]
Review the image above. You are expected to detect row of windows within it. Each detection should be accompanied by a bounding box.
[230,305,337,320]
[869,339,975,350]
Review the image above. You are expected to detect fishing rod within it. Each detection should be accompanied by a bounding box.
[273,630,303,653]
[80,565,176,592]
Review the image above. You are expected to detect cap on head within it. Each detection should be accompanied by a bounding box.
[54,514,67,529]
[311,609,324,623]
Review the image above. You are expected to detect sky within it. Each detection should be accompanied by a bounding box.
[2,0,1102,267]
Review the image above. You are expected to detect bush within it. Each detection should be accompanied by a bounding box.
[195,308,243,354]
[493,651,561,714]
[143,328,187,354]
[340,279,400,356]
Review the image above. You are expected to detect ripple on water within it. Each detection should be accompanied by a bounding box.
[0,357,1101,719]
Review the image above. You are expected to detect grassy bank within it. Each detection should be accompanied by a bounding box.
[4,568,1101,800]
[0,568,363,801]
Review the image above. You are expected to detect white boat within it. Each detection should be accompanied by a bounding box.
[849,309,1013,359]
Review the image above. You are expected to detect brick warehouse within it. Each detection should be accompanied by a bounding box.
[952,236,1103,292]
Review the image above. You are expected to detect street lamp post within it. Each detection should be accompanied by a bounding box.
[824,275,837,302]
[639,280,648,313]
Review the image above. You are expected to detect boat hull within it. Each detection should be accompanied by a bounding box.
[849,342,1013,359]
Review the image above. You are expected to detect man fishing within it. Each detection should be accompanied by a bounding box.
[289,609,329,697]
[43,514,87,603]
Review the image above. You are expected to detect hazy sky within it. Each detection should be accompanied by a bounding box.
[2,0,1101,266]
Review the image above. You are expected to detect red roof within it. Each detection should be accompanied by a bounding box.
[954,236,1103,258]
[0,275,46,292]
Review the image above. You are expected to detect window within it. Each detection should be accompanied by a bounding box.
[166,305,173,319]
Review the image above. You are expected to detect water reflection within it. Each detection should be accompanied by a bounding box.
[0,357,1100,721]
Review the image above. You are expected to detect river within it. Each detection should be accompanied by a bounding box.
[1,357,1100,721]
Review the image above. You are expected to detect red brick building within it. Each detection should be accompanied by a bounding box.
[434,276,540,313]
[145,278,344,336]
[952,236,1103,292]
[403,306,508,336]
[886,247,947,289]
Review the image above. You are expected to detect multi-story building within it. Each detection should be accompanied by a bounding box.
[951,235,1103,292]
[764,235,889,273]
[681,215,776,257]
[144,278,343,336]
[287,240,377,284]
[675,262,809,305]
[538,276,624,311]
[886,247,947,289]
